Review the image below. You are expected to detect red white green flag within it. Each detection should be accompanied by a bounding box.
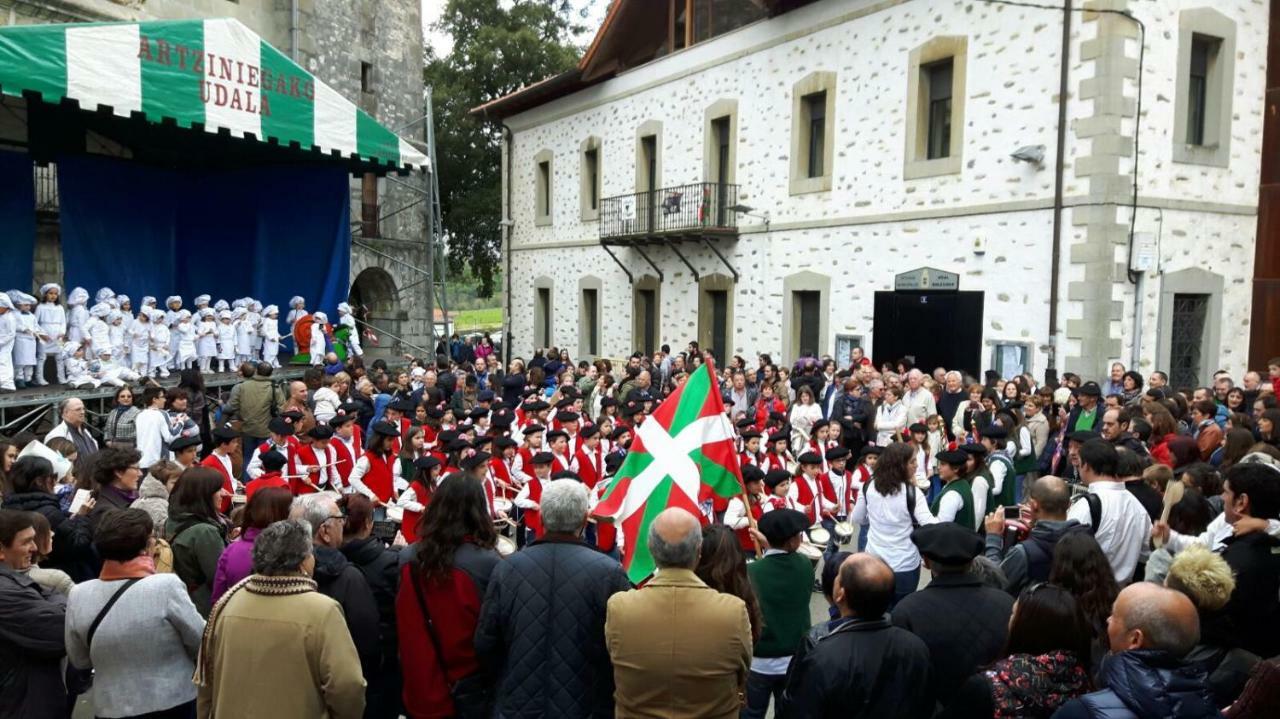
[595,360,744,584]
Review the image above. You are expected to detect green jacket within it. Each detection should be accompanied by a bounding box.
[931,478,976,531]
[227,375,285,438]
[989,454,1017,508]
[747,551,814,658]
[165,511,227,618]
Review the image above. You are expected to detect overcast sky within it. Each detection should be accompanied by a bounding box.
[421,0,607,58]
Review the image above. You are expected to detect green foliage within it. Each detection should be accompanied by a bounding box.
[426,0,589,298]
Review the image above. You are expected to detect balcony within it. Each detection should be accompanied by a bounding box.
[599,181,740,244]
[35,164,58,213]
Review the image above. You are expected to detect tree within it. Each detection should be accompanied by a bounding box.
[426,0,590,298]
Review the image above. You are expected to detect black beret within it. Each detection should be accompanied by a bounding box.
[307,425,334,440]
[268,416,294,435]
[937,450,970,467]
[960,443,987,456]
[437,430,459,445]
[859,445,883,459]
[758,509,810,546]
[425,407,445,419]
[530,451,555,465]
[1067,430,1101,444]
[768,432,789,444]
[1078,382,1103,397]
[212,425,240,442]
[490,412,513,428]
[797,451,823,466]
[764,469,792,489]
[741,465,766,483]
[389,398,417,413]
[170,435,201,452]
[825,447,851,462]
[280,410,305,423]
[981,424,1008,440]
[413,456,441,472]
[525,400,550,412]
[446,438,471,452]
[552,470,581,481]
[522,424,546,435]
[740,429,762,441]
[812,419,830,433]
[371,421,400,438]
[736,418,757,429]
[912,522,985,565]
[604,453,624,475]
[329,411,356,426]
[611,427,631,440]
[260,449,287,472]
[909,423,928,434]
[337,402,363,416]
[469,408,488,419]
[546,429,569,442]
[460,451,491,470]
[477,390,495,401]
[600,397,619,408]
[555,411,580,423]
[495,436,518,449]
[579,424,600,439]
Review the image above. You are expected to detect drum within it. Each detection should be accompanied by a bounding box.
[385,506,405,523]
[806,525,831,546]
[797,542,823,562]
[493,497,513,514]
[833,521,855,544]
[495,535,517,556]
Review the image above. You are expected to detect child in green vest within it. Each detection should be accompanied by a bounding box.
[930,450,977,531]
[980,424,1017,510]
[960,443,992,526]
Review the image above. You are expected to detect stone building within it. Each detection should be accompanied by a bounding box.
[478,0,1270,386]
[4,0,431,358]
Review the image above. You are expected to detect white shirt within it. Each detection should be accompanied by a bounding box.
[1167,514,1280,553]
[851,480,938,572]
[971,475,990,523]
[903,387,937,425]
[749,548,798,676]
[874,401,907,446]
[135,408,180,469]
[348,455,409,502]
[1067,480,1153,583]
[935,486,965,522]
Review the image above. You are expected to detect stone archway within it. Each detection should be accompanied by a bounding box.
[349,267,402,358]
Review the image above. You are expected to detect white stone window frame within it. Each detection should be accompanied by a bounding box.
[534,149,553,227]
[580,137,602,222]
[578,276,603,360]
[533,276,554,349]
[986,340,1035,379]
[789,72,836,195]
[782,270,831,364]
[904,36,967,181]
[1155,268,1223,388]
[703,98,738,185]
[1172,8,1237,168]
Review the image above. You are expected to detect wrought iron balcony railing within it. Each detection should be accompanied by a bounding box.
[599,181,739,242]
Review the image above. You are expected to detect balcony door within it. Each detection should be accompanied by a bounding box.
[712,116,730,227]
[640,134,657,233]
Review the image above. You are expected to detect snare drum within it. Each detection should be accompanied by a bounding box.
[493,497,513,514]
[496,535,517,556]
[385,506,405,523]
[806,525,831,546]
[797,542,823,563]
[833,521,855,544]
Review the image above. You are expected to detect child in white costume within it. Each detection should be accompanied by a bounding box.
[0,294,13,391]
[233,307,252,365]
[34,283,66,386]
[129,310,151,375]
[308,311,328,366]
[216,310,236,372]
[164,296,183,370]
[247,300,263,362]
[109,310,129,361]
[9,292,38,388]
[63,342,97,389]
[197,309,219,372]
[260,305,282,368]
[148,308,171,378]
[84,303,113,360]
[337,302,362,357]
[65,287,89,345]
[175,310,197,369]
[97,347,139,386]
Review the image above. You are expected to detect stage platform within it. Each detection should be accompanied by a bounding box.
[0,367,308,438]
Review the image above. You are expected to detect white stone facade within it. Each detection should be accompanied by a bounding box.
[502,0,1267,384]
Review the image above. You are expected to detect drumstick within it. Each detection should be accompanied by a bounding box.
[1154,480,1185,549]
[741,488,763,558]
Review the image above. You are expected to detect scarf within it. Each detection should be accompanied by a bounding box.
[194,573,317,687]
[99,554,155,580]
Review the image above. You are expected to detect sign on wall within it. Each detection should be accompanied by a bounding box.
[895,267,959,291]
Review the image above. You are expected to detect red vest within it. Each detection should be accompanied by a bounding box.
[292,443,334,495]
[400,479,432,543]
[793,474,822,523]
[246,472,288,502]
[575,445,604,489]
[734,498,765,552]
[331,433,360,485]
[256,438,299,478]
[361,451,395,503]
[490,457,515,498]
[200,453,235,514]
[524,478,544,537]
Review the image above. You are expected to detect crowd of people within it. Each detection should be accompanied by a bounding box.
[1,333,1279,719]
[0,285,367,392]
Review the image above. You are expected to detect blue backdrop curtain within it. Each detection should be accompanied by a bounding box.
[58,154,350,319]
[0,150,36,291]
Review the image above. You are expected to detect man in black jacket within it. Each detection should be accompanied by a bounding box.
[782,553,933,718]
[892,522,1014,710]
[475,479,631,719]
[0,509,69,719]
[291,494,381,681]
[1219,463,1280,659]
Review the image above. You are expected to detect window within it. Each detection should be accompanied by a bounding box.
[794,291,821,358]
[360,173,379,238]
[992,343,1031,380]
[636,123,662,232]
[705,102,737,226]
[803,92,826,177]
[783,271,831,362]
[581,287,600,357]
[633,278,660,356]
[534,284,553,348]
[905,37,967,179]
[697,274,734,366]
[924,60,953,160]
[534,149,553,226]
[789,72,836,194]
[1170,294,1209,389]
[360,62,374,93]
[584,150,598,210]
[1173,9,1236,167]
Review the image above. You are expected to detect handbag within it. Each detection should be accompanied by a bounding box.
[88,577,144,649]
[408,565,492,718]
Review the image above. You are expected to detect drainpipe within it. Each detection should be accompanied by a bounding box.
[290,0,299,61]
[502,122,514,367]
[1046,0,1072,384]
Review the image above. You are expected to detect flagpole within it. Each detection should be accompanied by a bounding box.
[742,489,763,558]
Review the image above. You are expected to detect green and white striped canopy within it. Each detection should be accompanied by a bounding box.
[0,18,429,172]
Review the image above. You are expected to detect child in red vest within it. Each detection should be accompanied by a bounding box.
[725,465,767,557]
[397,455,441,543]
[513,451,554,546]
[245,450,289,502]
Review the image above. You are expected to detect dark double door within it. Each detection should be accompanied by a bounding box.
[872,291,984,378]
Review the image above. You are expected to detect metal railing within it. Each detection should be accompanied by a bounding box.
[600,181,739,240]
[35,163,58,212]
